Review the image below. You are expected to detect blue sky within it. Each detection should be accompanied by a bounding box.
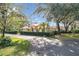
[15,3,61,26]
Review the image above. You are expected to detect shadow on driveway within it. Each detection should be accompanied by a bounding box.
[29,38,79,56]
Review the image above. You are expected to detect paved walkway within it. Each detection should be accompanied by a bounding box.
[4,34,79,56]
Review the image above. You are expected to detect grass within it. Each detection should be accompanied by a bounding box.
[0,46,16,56]
[0,37,31,56]
[61,33,79,39]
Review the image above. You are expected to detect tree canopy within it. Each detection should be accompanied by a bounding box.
[33,3,79,33]
[0,3,27,37]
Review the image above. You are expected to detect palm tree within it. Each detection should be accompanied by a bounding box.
[40,22,49,32]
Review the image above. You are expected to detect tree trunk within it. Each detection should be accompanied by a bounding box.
[64,23,69,32]
[56,21,61,34]
[2,25,5,38]
[65,26,68,32]
[1,10,7,38]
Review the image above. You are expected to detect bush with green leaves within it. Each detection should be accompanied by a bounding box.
[73,29,79,33]
[0,36,13,48]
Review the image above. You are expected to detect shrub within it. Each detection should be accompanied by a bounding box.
[0,36,12,48]
[20,31,55,37]
[5,31,17,34]
[72,29,79,33]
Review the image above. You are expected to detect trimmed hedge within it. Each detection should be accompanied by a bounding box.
[20,31,56,37]
[4,31,58,37]
[5,31,17,34]
[4,31,74,36]
[5,31,79,36]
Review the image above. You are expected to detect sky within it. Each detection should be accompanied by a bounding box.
[14,3,63,26]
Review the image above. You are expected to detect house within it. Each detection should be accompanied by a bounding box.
[49,26,65,31]
[22,23,65,32]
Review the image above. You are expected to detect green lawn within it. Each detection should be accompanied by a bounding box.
[61,34,79,39]
[0,37,31,56]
